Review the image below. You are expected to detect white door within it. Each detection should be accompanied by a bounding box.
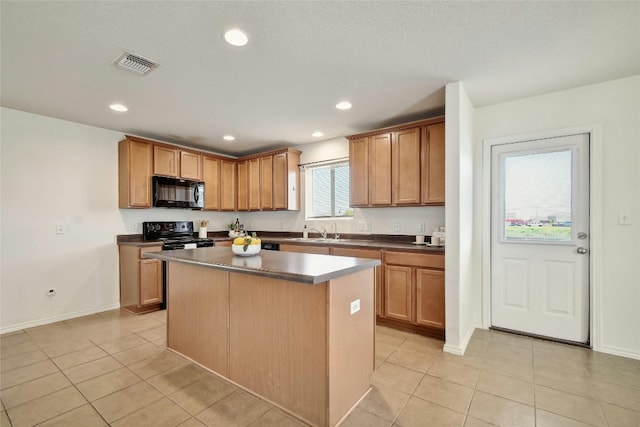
[491,133,590,343]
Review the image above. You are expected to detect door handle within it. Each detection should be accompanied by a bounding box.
[577,247,588,254]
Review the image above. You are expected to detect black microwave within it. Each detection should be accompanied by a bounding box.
[153,176,204,209]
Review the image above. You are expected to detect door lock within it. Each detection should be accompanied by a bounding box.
[577,247,588,254]
[577,232,588,240]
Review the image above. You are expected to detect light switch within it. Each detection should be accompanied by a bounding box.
[56,223,65,235]
[618,210,633,225]
[350,299,360,315]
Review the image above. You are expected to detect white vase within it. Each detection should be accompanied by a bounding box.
[199,227,207,238]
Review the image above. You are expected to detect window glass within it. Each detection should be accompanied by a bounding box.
[306,161,353,218]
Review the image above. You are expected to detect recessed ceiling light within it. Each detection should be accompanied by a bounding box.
[223,135,235,141]
[335,101,352,110]
[224,29,248,47]
[312,131,324,138]
[109,103,128,112]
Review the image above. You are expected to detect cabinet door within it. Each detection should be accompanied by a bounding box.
[332,247,383,317]
[273,153,287,210]
[237,160,249,211]
[384,265,412,321]
[248,158,261,210]
[369,133,392,205]
[349,137,369,206]
[203,156,221,210]
[153,146,179,177]
[180,152,202,180]
[422,122,445,204]
[259,155,273,210]
[415,268,445,329]
[393,127,421,205]
[140,259,162,306]
[220,159,237,211]
[119,139,152,208]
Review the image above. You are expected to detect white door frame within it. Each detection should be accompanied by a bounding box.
[481,124,603,351]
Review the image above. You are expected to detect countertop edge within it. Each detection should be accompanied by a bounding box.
[143,250,381,285]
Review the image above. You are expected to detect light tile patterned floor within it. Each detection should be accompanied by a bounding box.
[1,309,639,426]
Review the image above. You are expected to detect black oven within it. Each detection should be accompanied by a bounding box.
[143,221,214,309]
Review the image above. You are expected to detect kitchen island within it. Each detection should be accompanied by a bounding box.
[144,246,380,427]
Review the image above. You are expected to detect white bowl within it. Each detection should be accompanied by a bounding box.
[232,244,261,256]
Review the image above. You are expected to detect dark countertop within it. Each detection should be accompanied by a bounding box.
[143,246,381,285]
[118,232,445,253]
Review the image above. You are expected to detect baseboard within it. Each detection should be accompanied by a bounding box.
[0,303,121,335]
[599,344,640,361]
[443,322,479,355]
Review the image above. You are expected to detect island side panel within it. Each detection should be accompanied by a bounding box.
[328,268,375,426]
[228,272,328,427]
[167,262,229,376]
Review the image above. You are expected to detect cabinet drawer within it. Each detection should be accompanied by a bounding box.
[384,251,443,269]
[139,246,162,259]
[280,244,331,255]
[331,247,381,259]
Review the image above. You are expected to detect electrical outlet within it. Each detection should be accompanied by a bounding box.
[358,222,364,232]
[394,223,400,232]
[618,210,633,225]
[132,223,138,232]
[366,222,372,232]
[419,222,425,232]
[350,299,360,315]
[56,223,65,235]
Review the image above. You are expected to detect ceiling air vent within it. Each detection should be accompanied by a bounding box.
[114,51,159,75]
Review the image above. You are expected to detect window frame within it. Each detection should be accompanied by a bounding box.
[304,160,353,220]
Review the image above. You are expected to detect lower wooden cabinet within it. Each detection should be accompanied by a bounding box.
[381,250,445,338]
[119,245,163,314]
[279,244,331,255]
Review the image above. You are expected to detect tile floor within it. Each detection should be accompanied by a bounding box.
[1,310,639,427]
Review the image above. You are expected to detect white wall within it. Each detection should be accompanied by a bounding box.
[443,82,477,355]
[474,75,640,359]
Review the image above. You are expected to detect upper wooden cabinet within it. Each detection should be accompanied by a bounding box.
[118,135,299,211]
[273,150,300,210]
[347,117,445,208]
[202,156,221,210]
[119,137,152,208]
[153,145,179,177]
[180,151,202,180]
[237,160,249,211]
[220,159,237,211]
[421,122,445,204]
[152,145,201,180]
[241,148,301,212]
[349,137,369,206]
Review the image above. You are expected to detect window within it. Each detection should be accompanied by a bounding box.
[305,161,353,218]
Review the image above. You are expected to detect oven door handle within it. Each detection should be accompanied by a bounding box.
[193,186,199,204]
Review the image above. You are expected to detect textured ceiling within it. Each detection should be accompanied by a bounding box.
[1,1,638,156]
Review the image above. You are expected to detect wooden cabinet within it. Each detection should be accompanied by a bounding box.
[237,160,249,211]
[393,127,421,205]
[381,250,445,338]
[259,155,273,210]
[153,145,179,177]
[349,137,369,206]
[346,117,445,208]
[273,150,300,210]
[369,133,393,205]
[248,158,261,210]
[119,244,163,314]
[202,156,221,210]
[331,247,383,317]
[421,122,445,204]
[118,137,153,208]
[180,151,202,180]
[153,146,201,180]
[220,159,237,211]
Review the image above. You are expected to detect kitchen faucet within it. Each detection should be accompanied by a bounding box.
[309,226,327,239]
[331,223,340,240]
